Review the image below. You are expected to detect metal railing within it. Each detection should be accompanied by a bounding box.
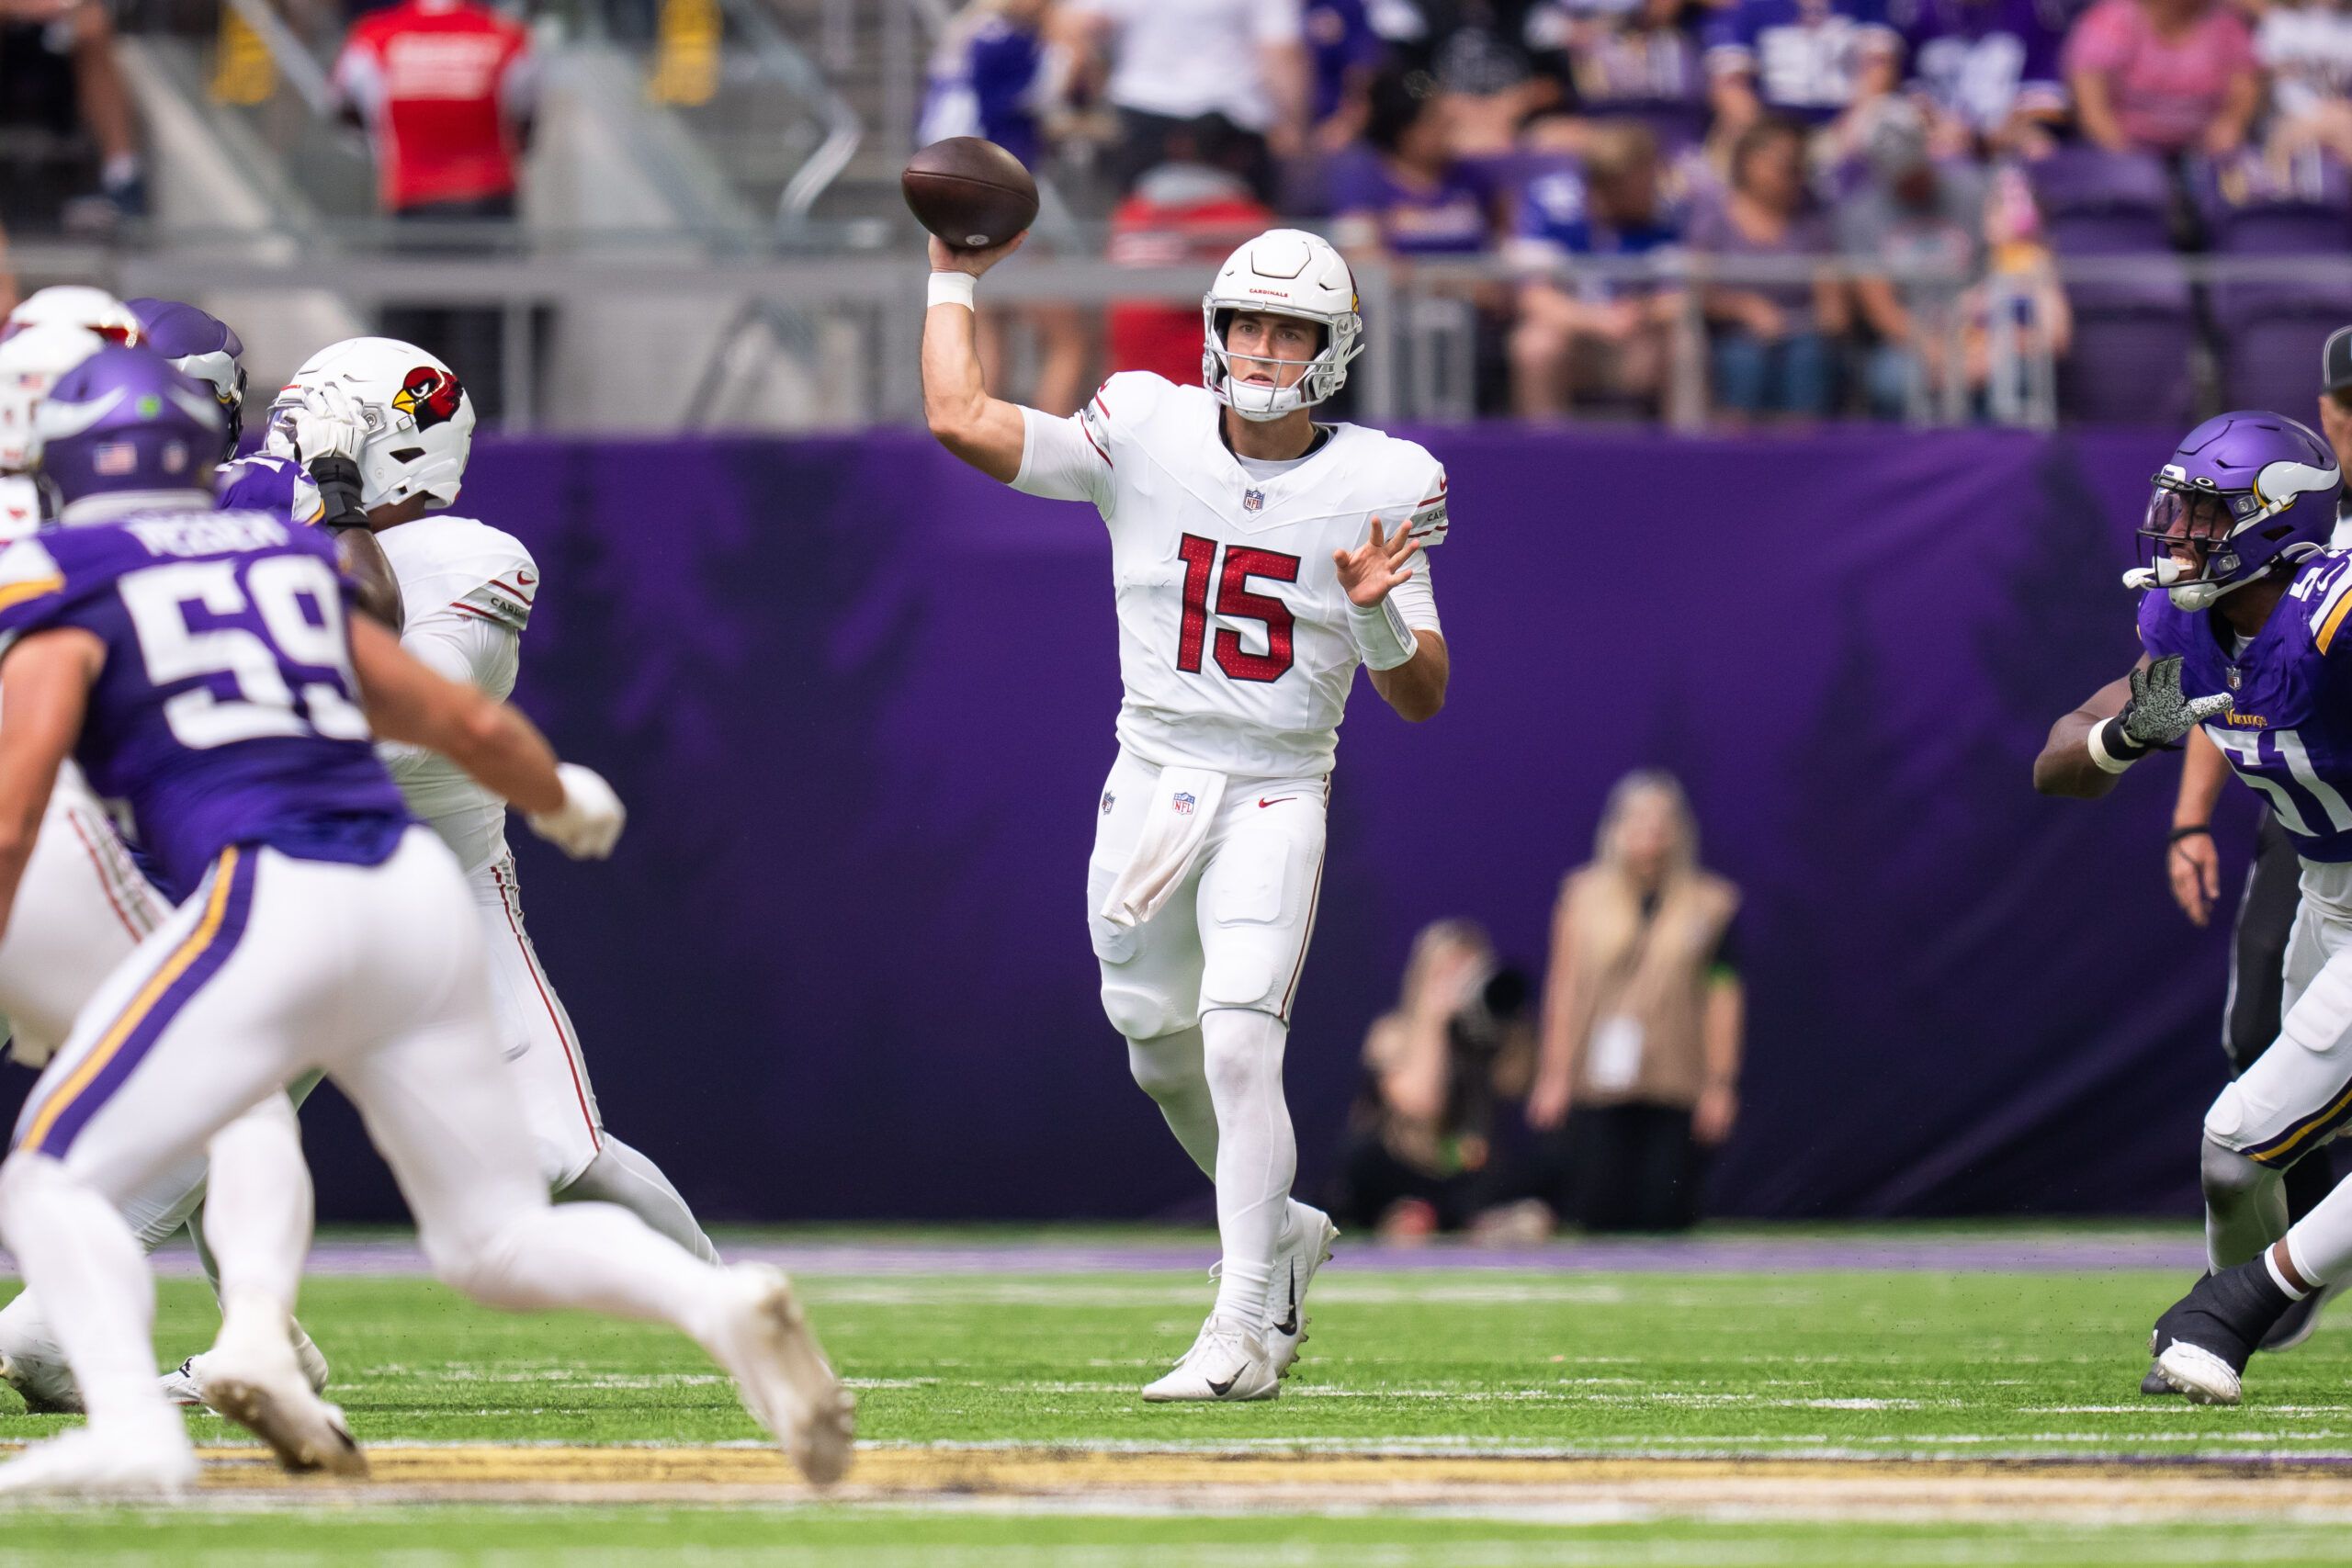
[7,243,2345,433]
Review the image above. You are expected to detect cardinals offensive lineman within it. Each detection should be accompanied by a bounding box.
[923,228,1452,1401]
[233,339,719,1259]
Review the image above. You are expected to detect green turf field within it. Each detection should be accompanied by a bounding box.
[1,1230,2346,1564]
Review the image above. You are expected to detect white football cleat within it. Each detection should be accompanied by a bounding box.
[164,1321,331,1410]
[2154,1340,2245,1405]
[1141,1315,1280,1402]
[1264,1204,1339,1380]
[0,1422,197,1497]
[707,1264,855,1485]
[197,1305,366,1477]
[0,1348,84,1415]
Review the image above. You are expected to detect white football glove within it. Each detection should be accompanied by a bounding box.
[284,384,368,468]
[526,763,626,860]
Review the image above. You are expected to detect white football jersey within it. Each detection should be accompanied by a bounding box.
[1015,371,1447,778]
[376,516,537,876]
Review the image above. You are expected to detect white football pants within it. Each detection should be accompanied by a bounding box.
[0,829,732,1432]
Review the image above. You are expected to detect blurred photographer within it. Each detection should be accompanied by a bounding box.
[1528,769,1742,1233]
[1325,919,1536,1240]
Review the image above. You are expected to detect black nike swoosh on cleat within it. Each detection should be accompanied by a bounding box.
[1205,1375,1238,1397]
[1272,1262,1300,1338]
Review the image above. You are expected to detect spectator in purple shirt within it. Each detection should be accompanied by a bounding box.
[1891,0,2070,158]
[919,0,1068,169]
[1508,118,1688,417]
[1690,115,1850,420]
[1328,67,1501,254]
[1306,0,1389,151]
[1703,0,1904,145]
[1556,0,1713,152]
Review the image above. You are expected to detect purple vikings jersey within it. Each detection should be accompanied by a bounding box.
[0,509,410,893]
[214,452,322,525]
[2140,551,2352,862]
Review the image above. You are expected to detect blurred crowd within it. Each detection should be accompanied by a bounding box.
[1322,771,1746,1241]
[924,0,2352,422]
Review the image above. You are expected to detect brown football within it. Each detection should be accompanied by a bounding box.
[902,137,1039,251]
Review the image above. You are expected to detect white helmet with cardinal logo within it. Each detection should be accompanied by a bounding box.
[266,336,475,510]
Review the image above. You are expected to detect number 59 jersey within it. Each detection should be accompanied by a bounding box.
[1014,371,1448,779]
[0,509,410,895]
[2142,549,2352,863]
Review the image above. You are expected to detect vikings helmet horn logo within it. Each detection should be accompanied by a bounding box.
[390,366,463,430]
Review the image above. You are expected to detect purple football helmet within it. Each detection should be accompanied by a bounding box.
[32,345,223,517]
[124,299,246,459]
[2130,410,2343,610]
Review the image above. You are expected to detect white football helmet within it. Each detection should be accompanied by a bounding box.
[1201,229,1363,422]
[266,336,474,510]
[0,323,106,471]
[2,287,142,347]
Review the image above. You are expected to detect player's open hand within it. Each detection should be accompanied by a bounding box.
[1333,517,1421,608]
[929,231,1026,278]
[2119,655,2233,748]
[2168,830,2221,927]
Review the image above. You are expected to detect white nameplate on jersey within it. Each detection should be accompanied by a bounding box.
[129,513,290,558]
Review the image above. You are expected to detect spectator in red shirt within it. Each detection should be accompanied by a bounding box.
[2064,0,2261,157]
[331,0,537,220]
[331,0,538,421]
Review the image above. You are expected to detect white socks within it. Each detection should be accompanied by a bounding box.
[201,1097,312,1314]
[1126,1025,1218,1178]
[426,1200,734,1348]
[2277,1173,2352,1291]
[1201,1009,1295,1327]
[556,1136,720,1265]
[0,1154,171,1430]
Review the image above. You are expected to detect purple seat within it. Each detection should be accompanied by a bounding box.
[2029,147,2174,224]
[2219,313,2346,410]
[2059,316,2199,425]
[2193,151,2352,253]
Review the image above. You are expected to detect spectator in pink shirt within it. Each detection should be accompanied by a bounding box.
[2064,0,2261,156]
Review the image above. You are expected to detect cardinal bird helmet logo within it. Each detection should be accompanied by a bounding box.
[391,366,463,430]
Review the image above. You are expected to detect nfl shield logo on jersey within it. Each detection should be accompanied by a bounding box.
[1172,793,1197,817]
[1242,488,1264,513]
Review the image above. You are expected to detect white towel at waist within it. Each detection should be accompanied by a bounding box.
[1097,765,1227,929]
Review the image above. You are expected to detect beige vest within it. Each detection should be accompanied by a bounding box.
[1554,866,1738,1110]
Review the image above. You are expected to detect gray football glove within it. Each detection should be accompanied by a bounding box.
[2110,655,2233,755]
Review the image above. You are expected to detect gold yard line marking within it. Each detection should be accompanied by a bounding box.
[133,1447,2352,1506]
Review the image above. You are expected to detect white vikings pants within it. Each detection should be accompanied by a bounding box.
[9,830,549,1271]
[1086,750,1329,1038]
[2207,858,2352,1168]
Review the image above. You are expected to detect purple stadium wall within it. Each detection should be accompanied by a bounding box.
[6,425,2252,1221]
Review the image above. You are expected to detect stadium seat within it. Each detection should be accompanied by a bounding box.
[2195,154,2352,410]
[2028,150,2195,423]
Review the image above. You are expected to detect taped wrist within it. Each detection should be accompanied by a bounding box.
[2088,716,2152,774]
[307,454,368,528]
[1348,595,1419,671]
[928,272,978,311]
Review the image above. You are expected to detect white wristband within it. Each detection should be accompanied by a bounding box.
[928,271,978,310]
[2086,718,2142,775]
[1349,595,1419,671]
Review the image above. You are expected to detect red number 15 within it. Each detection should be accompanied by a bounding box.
[1175,535,1299,683]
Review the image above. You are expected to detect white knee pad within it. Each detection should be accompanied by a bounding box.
[1101,980,1188,1043]
[2206,1081,2249,1145]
